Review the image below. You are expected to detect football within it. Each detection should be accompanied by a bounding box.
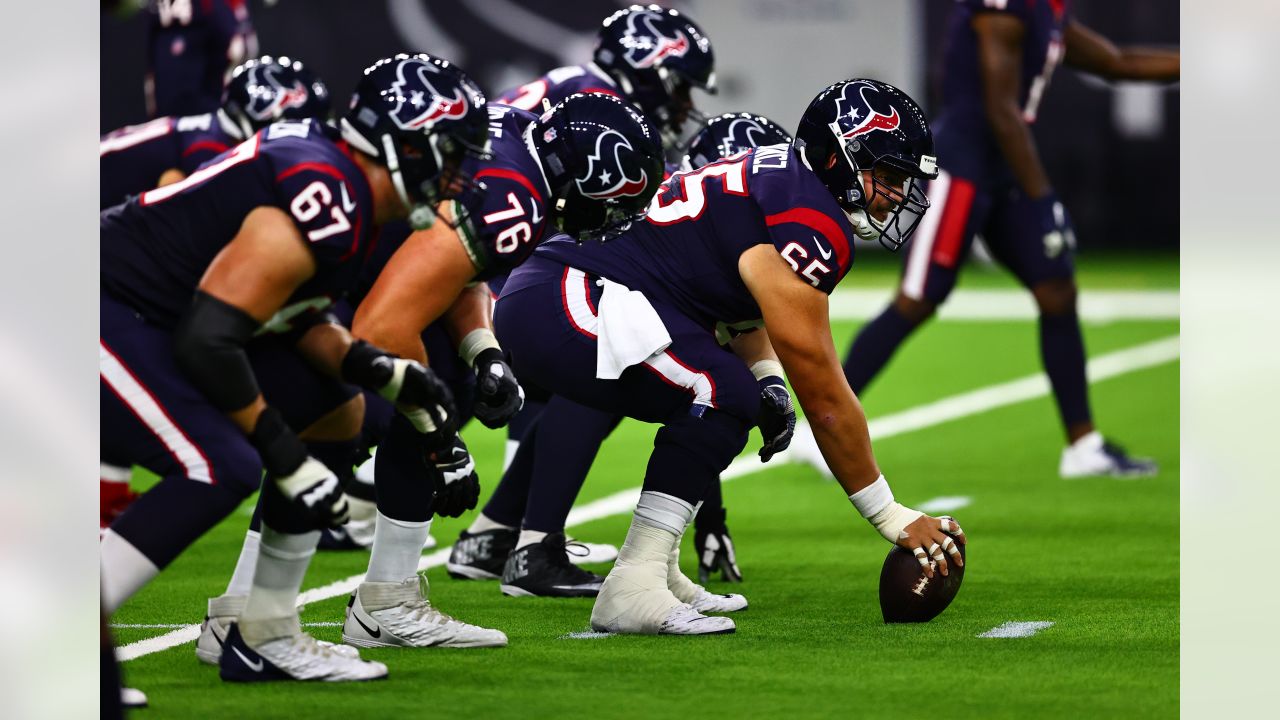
[878,534,966,623]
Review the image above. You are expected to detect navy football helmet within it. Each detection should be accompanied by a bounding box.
[340,54,490,230]
[682,112,793,171]
[220,55,331,140]
[795,79,938,251]
[593,4,716,143]
[529,92,664,242]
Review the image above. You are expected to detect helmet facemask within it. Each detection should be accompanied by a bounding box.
[830,126,934,252]
[378,126,491,231]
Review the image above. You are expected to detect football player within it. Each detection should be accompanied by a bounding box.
[194,91,665,654]
[101,53,486,681]
[491,79,966,635]
[144,0,257,118]
[101,55,331,210]
[498,4,716,149]
[448,112,796,598]
[827,0,1179,478]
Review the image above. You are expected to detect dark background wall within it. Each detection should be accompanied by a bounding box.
[101,0,1178,251]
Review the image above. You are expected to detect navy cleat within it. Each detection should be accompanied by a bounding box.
[1060,431,1158,479]
[447,528,518,580]
[219,622,385,683]
[501,533,605,598]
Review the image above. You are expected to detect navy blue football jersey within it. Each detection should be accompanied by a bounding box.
[146,0,257,117]
[496,64,623,113]
[532,144,856,329]
[100,112,239,208]
[451,105,554,282]
[936,0,1071,179]
[101,119,376,331]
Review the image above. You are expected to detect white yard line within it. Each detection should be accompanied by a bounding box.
[828,288,1178,322]
[118,335,1179,662]
[977,621,1056,638]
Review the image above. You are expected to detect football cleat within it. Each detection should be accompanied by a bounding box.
[565,537,619,566]
[787,421,835,479]
[686,587,748,614]
[219,623,386,683]
[659,604,736,635]
[343,575,508,648]
[500,533,605,598]
[446,527,518,580]
[198,594,358,665]
[120,687,147,708]
[1060,431,1158,479]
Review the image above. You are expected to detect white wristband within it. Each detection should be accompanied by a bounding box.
[848,475,923,543]
[749,359,784,382]
[458,328,501,368]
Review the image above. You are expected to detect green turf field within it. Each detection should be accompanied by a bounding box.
[112,252,1179,719]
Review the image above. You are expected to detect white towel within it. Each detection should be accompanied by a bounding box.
[595,278,671,379]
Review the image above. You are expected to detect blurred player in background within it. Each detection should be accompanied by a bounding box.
[101,53,485,682]
[440,1,720,590]
[493,79,965,635]
[822,0,1178,479]
[446,112,795,598]
[145,0,257,118]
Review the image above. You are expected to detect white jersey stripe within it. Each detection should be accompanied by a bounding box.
[902,169,951,300]
[99,341,214,484]
[562,267,600,337]
[643,352,716,409]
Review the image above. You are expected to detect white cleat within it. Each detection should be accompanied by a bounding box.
[687,587,749,613]
[659,604,736,635]
[120,687,148,708]
[198,594,356,665]
[788,421,834,479]
[565,538,618,565]
[220,623,385,682]
[343,575,508,649]
[1060,431,1158,479]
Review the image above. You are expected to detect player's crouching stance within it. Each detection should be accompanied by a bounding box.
[337,92,665,647]
[493,80,966,635]
[101,54,488,681]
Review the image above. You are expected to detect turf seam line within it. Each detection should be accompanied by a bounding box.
[116,334,1178,662]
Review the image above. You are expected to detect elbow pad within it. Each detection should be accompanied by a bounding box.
[172,291,262,412]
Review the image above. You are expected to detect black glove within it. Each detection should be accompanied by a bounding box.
[429,434,480,518]
[251,407,350,528]
[695,509,743,584]
[757,376,795,462]
[471,347,525,429]
[343,340,457,451]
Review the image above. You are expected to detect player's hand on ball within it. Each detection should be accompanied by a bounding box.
[472,348,525,429]
[429,434,481,518]
[895,514,966,578]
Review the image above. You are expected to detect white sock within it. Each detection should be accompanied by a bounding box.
[101,529,159,614]
[517,529,547,550]
[467,512,516,535]
[365,512,432,583]
[502,439,520,473]
[223,529,261,597]
[354,449,377,485]
[1068,430,1104,452]
[239,526,319,644]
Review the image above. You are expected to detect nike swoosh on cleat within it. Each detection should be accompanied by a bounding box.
[353,611,382,638]
[232,646,264,672]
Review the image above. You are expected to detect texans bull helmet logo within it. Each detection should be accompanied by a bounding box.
[245,64,312,121]
[620,9,690,69]
[389,59,470,131]
[835,82,902,141]
[716,117,769,158]
[576,130,650,200]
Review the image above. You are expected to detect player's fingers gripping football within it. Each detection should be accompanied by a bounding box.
[896,514,956,578]
[472,348,525,429]
[757,378,796,463]
[275,457,351,529]
[428,434,481,518]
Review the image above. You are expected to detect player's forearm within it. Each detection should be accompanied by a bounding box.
[351,305,430,365]
[1108,47,1179,82]
[442,283,494,346]
[987,104,1053,199]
